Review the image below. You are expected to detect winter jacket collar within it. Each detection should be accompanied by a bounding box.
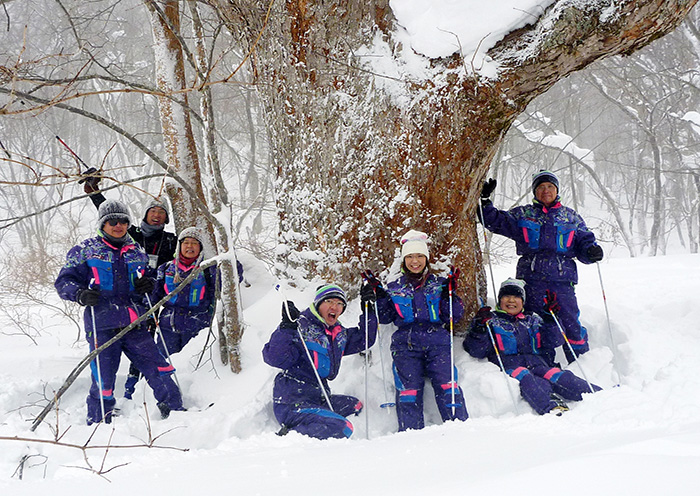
[533,197,562,214]
[494,308,526,320]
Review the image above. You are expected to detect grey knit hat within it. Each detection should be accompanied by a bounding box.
[97,200,131,230]
[177,226,206,262]
[142,198,170,224]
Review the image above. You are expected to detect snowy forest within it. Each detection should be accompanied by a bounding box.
[1,0,700,493]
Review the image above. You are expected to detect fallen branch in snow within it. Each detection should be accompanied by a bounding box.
[29,259,219,432]
[7,422,188,481]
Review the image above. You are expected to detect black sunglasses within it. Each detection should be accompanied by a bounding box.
[106,218,129,226]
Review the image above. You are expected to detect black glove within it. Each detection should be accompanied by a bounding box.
[446,266,460,291]
[79,167,102,193]
[475,306,492,325]
[361,269,387,300]
[360,283,376,304]
[146,317,158,335]
[543,289,560,314]
[77,288,100,306]
[481,178,497,200]
[281,301,300,329]
[134,276,155,295]
[587,245,604,262]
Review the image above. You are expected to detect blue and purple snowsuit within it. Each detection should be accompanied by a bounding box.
[262,307,377,439]
[376,273,469,431]
[55,233,183,424]
[463,309,600,414]
[152,258,217,356]
[481,198,600,359]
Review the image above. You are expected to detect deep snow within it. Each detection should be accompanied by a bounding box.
[2,251,700,494]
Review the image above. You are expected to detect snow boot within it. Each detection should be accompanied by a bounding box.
[157,401,171,420]
[124,373,140,400]
[548,393,569,416]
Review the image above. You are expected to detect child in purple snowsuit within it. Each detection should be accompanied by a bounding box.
[263,284,377,439]
[479,171,604,362]
[464,278,600,415]
[55,200,183,424]
[375,230,469,431]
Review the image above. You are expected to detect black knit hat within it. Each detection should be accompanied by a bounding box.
[531,170,559,195]
[498,278,526,304]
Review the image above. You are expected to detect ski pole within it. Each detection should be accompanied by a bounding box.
[596,263,621,385]
[275,285,334,413]
[361,270,395,409]
[88,278,107,423]
[549,310,596,393]
[477,199,499,300]
[476,202,520,413]
[479,299,520,413]
[363,300,370,439]
[139,271,181,393]
[56,135,98,181]
[373,302,395,410]
[447,275,457,416]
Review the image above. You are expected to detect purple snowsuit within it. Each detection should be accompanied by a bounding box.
[463,309,600,414]
[55,233,182,424]
[152,258,217,356]
[481,198,600,358]
[262,306,377,439]
[376,273,469,431]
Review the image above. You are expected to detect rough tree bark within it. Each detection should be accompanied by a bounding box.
[147,0,243,370]
[210,0,697,318]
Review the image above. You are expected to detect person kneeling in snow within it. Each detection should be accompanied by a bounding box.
[55,200,183,424]
[263,284,377,439]
[463,278,600,415]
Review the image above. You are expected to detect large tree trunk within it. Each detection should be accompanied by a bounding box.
[211,0,697,316]
[148,0,244,370]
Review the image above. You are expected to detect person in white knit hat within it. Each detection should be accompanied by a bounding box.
[372,229,469,431]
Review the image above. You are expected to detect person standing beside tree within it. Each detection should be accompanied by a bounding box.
[55,200,183,424]
[373,229,469,431]
[84,177,178,273]
[479,170,604,363]
[152,227,217,357]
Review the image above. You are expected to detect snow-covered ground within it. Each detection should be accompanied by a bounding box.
[1,251,699,494]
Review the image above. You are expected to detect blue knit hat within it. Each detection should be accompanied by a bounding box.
[313,284,347,313]
[531,170,559,195]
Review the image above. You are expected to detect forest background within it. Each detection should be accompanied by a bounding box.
[0,0,700,490]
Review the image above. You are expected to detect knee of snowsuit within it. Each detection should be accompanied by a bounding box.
[525,281,589,356]
[157,326,197,357]
[273,396,361,440]
[509,364,599,414]
[392,346,468,431]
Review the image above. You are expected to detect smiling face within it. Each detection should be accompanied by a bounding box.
[180,237,202,259]
[499,295,524,316]
[102,218,129,238]
[404,253,427,274]
[317,298,345,326]
[535,182,558,206]
[145,207,167,226]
